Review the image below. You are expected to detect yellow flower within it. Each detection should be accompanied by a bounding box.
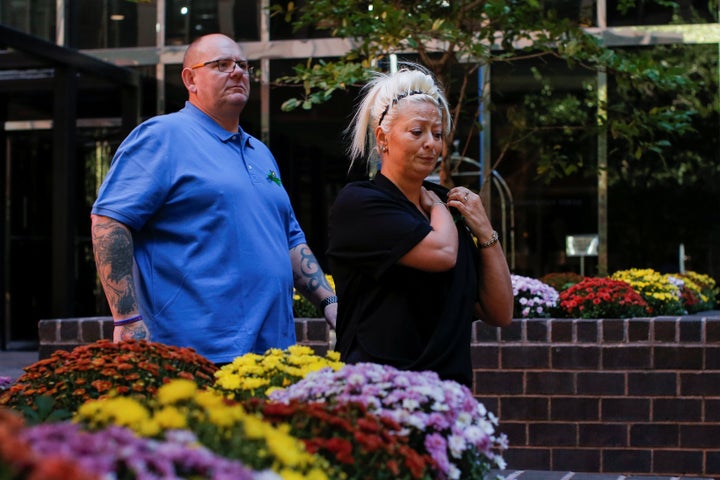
[157,379,197,405]
[154,405,187,429]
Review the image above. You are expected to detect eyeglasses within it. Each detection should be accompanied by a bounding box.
[190,58,254,75]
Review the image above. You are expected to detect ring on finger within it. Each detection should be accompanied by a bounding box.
[464,193,469,201]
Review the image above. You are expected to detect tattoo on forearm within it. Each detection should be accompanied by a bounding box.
[92,219,137,315]
[119,326,148,341]
[292,245,332,298]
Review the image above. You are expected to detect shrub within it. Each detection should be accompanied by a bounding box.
[611,268,684,315]
[269,362,508,480]
[539,272,585,292]
[511,274,559,318]
[0,340,218,420]
[245,398,433,480]
[75,379,334,479]
[680,271,719,310]
[558,277,649,319]
[0,407,98,480]
[212,344,344,400]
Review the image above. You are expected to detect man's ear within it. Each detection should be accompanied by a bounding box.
[181,68,197,93]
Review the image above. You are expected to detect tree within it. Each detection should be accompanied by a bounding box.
[270,0,717,190]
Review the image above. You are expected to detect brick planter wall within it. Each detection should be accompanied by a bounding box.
[38,315,720,477]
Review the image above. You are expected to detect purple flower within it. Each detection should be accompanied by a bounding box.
[20,422,266,479]
[269,362,507,478]
[511,274,559,318]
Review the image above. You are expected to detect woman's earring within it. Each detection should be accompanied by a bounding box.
[381,145,388,153]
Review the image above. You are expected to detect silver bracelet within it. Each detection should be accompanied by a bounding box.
[431,201,447,209]
[478,230,499,249]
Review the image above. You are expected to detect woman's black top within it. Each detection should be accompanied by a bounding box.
[326,172,480,386]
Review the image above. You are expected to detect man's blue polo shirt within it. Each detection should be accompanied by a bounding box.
[92,102,306,363]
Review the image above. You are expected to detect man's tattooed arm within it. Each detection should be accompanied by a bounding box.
[290,244,337,329]
[91,214,150,342]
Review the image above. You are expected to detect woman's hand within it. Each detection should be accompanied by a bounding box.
[419,186,445,215]
[446,187,495,244]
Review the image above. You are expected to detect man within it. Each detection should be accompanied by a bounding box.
[91,33,336,364]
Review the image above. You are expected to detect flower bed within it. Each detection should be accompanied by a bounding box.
[510,268,717,319]
[0,341,507,480]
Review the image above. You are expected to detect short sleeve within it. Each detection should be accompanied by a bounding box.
[327,182,432,279]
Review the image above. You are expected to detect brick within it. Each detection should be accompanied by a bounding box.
[526,371,575,395]
[653,319,677,342]
[501,396,549,421]
[679,320,702,342]
[294,321,304,341]
[652,449,703,475]
[529,423,577,446]
[707,319,720,343]
[602,346,652,369]
[551,320,572,342]
[37,320,57,344]
[501,321,523,342]
[479,396,499,414]
[627,372,677,396]
[707,450,720,475]
[681,372,720,396]
[503,447,551,471]
[499,421,527,446]
[551,397,599,421]
[80,320,102,342]
[602,449,651,472]
[576,320,599,342]
[471,345,500,369]
[305,319,327,341]
[654,346,703,370]
[679,425,720,448]
[705,399,720,421]
[552,346,601,369]
[526,320,549,342]
[628,320,651,342]
[577,372,625,395]
[578,423,628,447]
[603,319,625,342]
[654,397,703,422]
[502,346,550,369]
[475,322,500,342]
[602,398,650,422]
[705,346,720,369]
[630,424,679,447]
[474,371,524,395]
[59,319,79,341]
[102,319,113,338]
[551,448,600,472]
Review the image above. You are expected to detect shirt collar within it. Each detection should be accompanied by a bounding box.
[182,101,253,147]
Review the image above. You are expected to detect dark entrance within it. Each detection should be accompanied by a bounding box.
[0,24,140,349]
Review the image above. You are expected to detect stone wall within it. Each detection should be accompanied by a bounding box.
[38,315,720,477]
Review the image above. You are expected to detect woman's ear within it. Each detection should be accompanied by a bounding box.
[375,126,387,148]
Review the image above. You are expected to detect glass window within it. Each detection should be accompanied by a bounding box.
[491,57,599,277]
[166,0,260,46]
[75,0,155,48]
[269,0,333,40]
[543,0,597,27]
[0,0,56,42]
[607,43,719,273]
[607,0,717,26]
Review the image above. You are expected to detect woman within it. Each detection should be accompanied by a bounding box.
[327,64,513,387]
